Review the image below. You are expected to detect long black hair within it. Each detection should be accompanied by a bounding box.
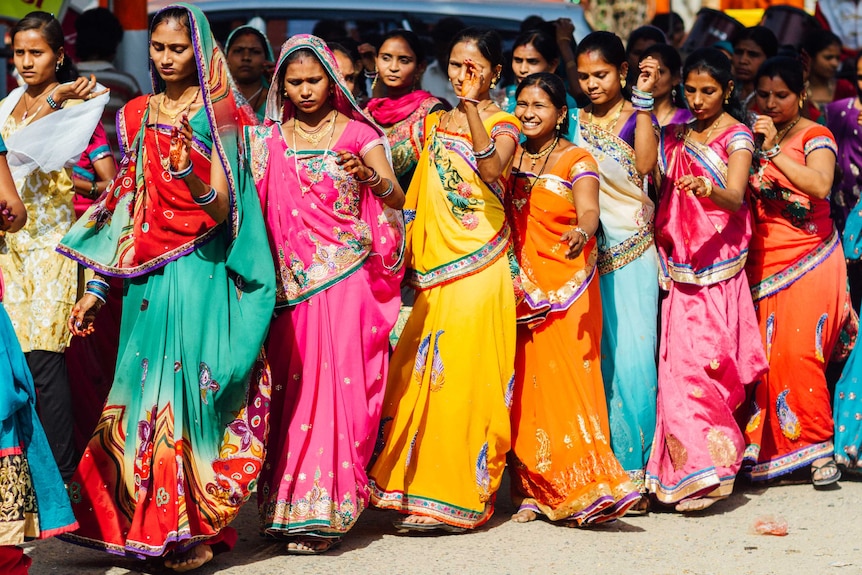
[11,11,77,83]
[512,27,560,68]
[515,72,570,135]
[448,27,504,69]
[754,56,805,96]
[576,31,626,69]
[683,48,748,124]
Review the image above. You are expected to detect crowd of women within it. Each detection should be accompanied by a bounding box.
[2,2,862,572]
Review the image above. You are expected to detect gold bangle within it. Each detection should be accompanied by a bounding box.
[697,176,713,198]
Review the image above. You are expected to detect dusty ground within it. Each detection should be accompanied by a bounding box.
[26,474,862,575]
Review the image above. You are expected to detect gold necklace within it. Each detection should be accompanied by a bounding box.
[688,112,725,145]
[774,116,801,145]
[153,91,200,172]
[294,111,337,146]
[588,99,625,132]
[158,89,199,122]
[441,100,495,135]
[291,114,338,195]
[524,136,559,170]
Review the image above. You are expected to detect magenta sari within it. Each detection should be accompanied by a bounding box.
[250,35,404,539]
[645,123,768,504]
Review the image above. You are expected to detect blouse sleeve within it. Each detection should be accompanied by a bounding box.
[803,125,838,158]
[0,134,5,155]
[352,121,387,158]
[566,147,599,185]
[726,127,755,156]
[489,113,521,145]
[86,122,114,164]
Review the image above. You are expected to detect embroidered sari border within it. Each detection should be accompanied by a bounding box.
[276,254,368,308]
[660,250,747,286]
[518,256,597,325]
[750,232,838,302]
[597,225,654,275]
[56,227,221,279]
[644,468,735,504]
[370,485,491,528]
[408,226,510,290]
[742,441,833,481]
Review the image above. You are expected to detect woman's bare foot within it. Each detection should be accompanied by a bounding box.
[403,514,441,525]
[625,496,650,516]
[286,537,339,555]
[511,508,537,523]
[164,544,213,572]
[675,497,722,513]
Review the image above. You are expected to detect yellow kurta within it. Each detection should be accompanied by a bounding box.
[369,110,519,528]
[0,116,77,353]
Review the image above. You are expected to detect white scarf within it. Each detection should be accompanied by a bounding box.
[0,84,109,181]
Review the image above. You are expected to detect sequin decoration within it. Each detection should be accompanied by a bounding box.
[765,313,775,362]
[746,397,762,434]
[429,330,446,392]
[476,442,490,502]
[413,333,431,385]
[776,389,801,441]
[815,313,828,363]
[535,429,552,473]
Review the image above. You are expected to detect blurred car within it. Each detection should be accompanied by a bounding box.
[147,0,592,48]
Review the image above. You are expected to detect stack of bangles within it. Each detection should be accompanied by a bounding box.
[169,162,194,180]
[696,175,714,197]
[357,169,395,199]
[85,278,109,304]
[761,145,780,159]
[474,140,496,160]
[631,87,654,112]
[193,187,218,206]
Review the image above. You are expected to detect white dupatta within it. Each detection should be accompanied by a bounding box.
[0,84,109,181]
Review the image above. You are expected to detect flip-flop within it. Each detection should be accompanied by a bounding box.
[392,518,467,534]
[285,536,341,555]
[811,459,841,489]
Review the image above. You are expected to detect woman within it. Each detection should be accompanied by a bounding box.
[0,10,108,485]
[369,28,520,532]
[732,27,778,109]
[504,27,579,140]
[250,34,405,555]
[743,56,852,488]
[804,30,854,115]
[645,48,768,512]
[56,4,274,570]
[366,29,445,191]
[507,72,639,525]
[824,50,862,235]
[0,134,78,575]
[226,25,274,121]
[640,43,691,127]
[573,31,659,510]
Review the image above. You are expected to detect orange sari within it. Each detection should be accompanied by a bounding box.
[743,125,854,481]
[507,147,638,523]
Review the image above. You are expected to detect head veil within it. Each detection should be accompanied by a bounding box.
[264,34,385,142]
[57,2,267,277]
[226,25,276,63]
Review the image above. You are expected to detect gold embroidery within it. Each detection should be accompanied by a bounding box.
[535,429,552,473]
[577,415,592,444]
[666,434,688,471]
[590,414,608,444]
[707,428,737,468]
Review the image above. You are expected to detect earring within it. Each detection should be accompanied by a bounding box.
[724,93,730,104]
[490,73,500,89]
[620,75,626,89]
[55,60,61,72]
[371,76,378,91]
[671,87,677,99]
[798,98,804,110]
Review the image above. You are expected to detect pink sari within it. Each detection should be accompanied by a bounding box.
[250,35,404,538]
[645,123,768,504]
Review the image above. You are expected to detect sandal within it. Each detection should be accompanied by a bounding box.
[285,536,341,555]
[811,458,841,489]
[625,496,650,517]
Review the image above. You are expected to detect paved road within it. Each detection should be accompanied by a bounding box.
[27,475,862,575]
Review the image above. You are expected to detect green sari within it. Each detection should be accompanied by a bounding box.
[56,3,274,558]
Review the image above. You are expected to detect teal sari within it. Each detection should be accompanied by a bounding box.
[56,3,274,558]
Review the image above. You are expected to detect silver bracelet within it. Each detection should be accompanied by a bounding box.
[373,179,394,199]
[573,226,589,242]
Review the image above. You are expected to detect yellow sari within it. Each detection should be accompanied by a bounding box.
[369,110,520,528]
